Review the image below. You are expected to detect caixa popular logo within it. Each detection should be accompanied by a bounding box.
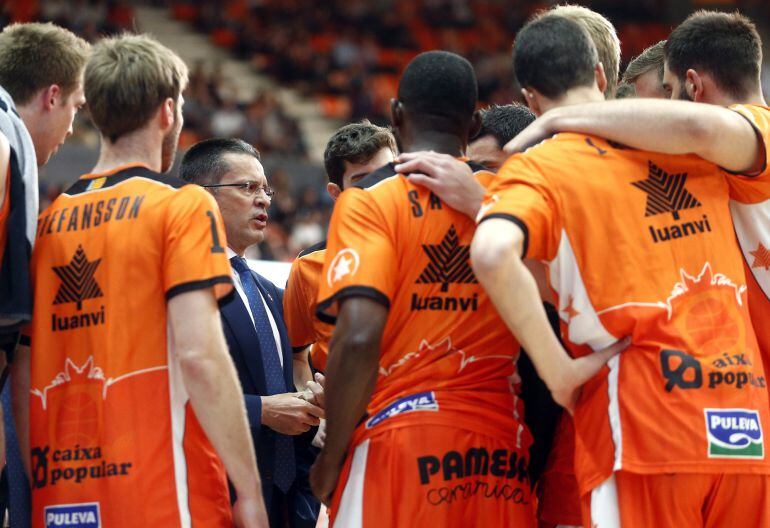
[704,409,764,459]
[45,503,100,528]
[366,392,438,429]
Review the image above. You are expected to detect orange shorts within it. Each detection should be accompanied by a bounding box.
[329,424,536,527]
[582,471,770,528]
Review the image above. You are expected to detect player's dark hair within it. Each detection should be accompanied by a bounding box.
[179,138,261,185]
[397,51,478,133]
[324,120,397,188]
[474,104,536,147]
[514,15,599,99]
[665,11,761,100]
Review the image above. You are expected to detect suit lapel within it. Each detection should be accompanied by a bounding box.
[220,293,266,392]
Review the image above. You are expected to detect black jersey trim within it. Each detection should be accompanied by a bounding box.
[165,275,233,301]
[65,167,191,196]
[316,286,390,325]
[477,213,530,258]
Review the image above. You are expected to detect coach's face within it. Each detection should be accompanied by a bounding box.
[213,153,271,255]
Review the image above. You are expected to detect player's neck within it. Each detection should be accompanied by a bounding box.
[401,130,465,157]
[91,129,164,174]
[538,86,605,115]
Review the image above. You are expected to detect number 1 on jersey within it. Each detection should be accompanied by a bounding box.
[206,210,225,253]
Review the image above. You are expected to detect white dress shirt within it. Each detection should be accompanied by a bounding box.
[227,247,284,367]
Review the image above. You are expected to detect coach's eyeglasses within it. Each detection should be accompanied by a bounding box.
[202,181,276,198]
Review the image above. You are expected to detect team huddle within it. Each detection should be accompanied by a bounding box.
[0,4,768,528]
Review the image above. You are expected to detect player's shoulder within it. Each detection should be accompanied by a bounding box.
[297,239,327,260]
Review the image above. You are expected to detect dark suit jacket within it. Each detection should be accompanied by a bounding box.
[220,269,319,527]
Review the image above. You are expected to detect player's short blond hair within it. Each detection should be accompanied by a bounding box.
[541,5,621,99]
[622,40,665,85]
[0,23,90,105]
[85,33,188,142]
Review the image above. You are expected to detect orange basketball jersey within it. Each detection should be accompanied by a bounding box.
[317,161,531,448]
[284,241,332,372]
[726,104,770,385]
[27,164,234,528]
[480,134,770,495]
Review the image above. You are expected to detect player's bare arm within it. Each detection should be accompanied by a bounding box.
[11,343,30,478]
[471,218,627,413]
[168,288,268,528]
[505,99,763,174]
[310,297,386,505]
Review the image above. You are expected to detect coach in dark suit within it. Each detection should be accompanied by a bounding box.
[180,138,323,528]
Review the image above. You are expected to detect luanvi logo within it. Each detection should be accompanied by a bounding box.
[632,161,702,220]
[51,245,105,332]
[750,243,770,271]
[412,225,478,312]
[632,162,711,244]
[416,225,476,292]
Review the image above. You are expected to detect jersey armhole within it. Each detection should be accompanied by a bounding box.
[165,275,233,301]
[316,286,390,325]
[723,110,767,178]
[478,213,530,258]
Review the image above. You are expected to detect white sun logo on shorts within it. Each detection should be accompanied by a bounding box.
[327,248,360,286]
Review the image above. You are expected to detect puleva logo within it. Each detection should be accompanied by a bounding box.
[704,408,764,459]
[416,225,477,292]
[45,502,100,528]
[53,245,103,310]
[632,161,702,220]
[366,391,438,429]
[326,248,360,287]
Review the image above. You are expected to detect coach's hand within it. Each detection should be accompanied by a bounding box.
[233,495,269,528]
[394,151,484,219]
[298,372,326,409]
[262,393,324,435]
[552,336,631,414]
[310,451,343,506]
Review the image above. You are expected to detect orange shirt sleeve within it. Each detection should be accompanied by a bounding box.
[316,187,397,323]
[477,151,562,261]
[163,185,233,300]
[284,257,317,351]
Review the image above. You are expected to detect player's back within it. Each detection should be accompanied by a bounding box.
[318,162,527,444]
[486,133,770,492]
[28,165,233,527]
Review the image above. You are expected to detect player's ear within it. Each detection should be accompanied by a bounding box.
[521,88,541,116]
[159,97,175,131]
[41,84,61,111]
[595,62,608,96]
[468,110,482,143]
[327,182,341,202]
[390,98,404,130]
[686,69,704,102]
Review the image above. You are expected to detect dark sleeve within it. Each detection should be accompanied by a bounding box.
[244,394,262,440]
[517,302,563,485]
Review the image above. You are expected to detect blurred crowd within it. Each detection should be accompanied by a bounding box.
[4,0,770,262]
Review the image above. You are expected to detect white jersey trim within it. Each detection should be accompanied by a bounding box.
[334,439,370,528]
[168,323,192,528]
[590,474,621,528]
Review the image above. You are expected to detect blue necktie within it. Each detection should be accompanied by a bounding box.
[230,256,296,492]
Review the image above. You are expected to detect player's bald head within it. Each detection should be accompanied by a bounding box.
[395,51,478,134]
